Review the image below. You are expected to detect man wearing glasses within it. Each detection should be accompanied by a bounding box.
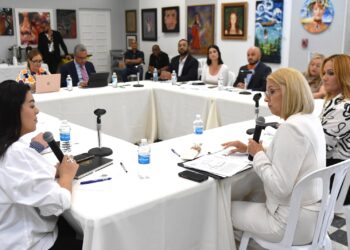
[60,44,96,87]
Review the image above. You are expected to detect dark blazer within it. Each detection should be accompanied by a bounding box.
[38,30,69,63]
[233,62,272,91]
[169,54,199,81]
[60,61,96,87]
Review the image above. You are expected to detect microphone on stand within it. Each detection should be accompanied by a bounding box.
[133,65,144,87]
[43,131,64,162]
[248,116,265,161]
[88,108,113,157]
[253,93,262,120]
[246,122,279,135]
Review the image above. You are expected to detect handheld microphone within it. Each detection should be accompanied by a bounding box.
[43,131,64,162]
[248,116,265,161]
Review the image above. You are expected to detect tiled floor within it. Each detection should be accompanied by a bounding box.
[330,214,348,250]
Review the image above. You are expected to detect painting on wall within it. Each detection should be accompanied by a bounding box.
[15,8,53,46]
[187,4,215,55]
[141,8,157,41]
[221,2,248,40]
[162,6,180,33]
[0,8,14,36]
[125,10,137,33]
[56,9,77,39]
[255,0,284,63]
[300,0,334,34]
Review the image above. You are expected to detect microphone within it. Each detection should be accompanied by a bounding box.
[43,131,64,163]
[240,69,253,74]
[94,108,106,127]
[248,116,265,161]
[253,93,262,119]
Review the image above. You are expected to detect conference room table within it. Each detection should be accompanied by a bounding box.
[34,81,272,143]
[27,112,273,250]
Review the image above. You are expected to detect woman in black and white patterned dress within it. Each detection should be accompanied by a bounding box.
[320,54,350,167]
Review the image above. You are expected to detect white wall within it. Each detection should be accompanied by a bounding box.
[0,0,124,61]
[288,0,348,71]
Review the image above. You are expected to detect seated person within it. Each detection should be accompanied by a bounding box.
[60,44,96,87]
[122,40,144,82]
[201,45,229,85]
[302,53,325,99]
[160,39,199,82]
[233,46,272,91]
[0,80,81,249]
[145,44,169,80]
[16,49,49,92]
[224,68,325,245]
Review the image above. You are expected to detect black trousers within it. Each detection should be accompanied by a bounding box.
[327,158,350,205]
[49,216,83,250]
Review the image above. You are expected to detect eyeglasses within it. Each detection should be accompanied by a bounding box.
[265,88,280,98]
[31,60,43,64]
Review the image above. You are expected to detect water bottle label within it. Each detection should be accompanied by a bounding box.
[138,154,150,164]
[195,127,203,135]
[60,133,70,141]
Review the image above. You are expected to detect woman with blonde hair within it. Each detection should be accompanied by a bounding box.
[303,53,325,98]
[223,68,326,245]
[320,54,350,167]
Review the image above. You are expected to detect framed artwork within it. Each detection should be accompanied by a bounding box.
[15,8,53,46]
[126,34,137,50]
[0,8,14,36]
[162,6,180,33]
[221,3,248,40]
[56,9,77,38]
[125,10,137,33]
[187,4,215,55]
[255,0,284,63]
[300,0,334,34]
[141,8,157,41]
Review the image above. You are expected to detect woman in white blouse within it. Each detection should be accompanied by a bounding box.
[0,81,80,249]
[201,45,229,85]
[223,68,326,245]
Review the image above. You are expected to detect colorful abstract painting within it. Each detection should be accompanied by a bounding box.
[0,8,14,36]
[255,0,284,63]
[57,9,77,39]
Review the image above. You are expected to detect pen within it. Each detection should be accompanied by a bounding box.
[171,148,181,157]
[80,177,112,185]
[119,162,128,173]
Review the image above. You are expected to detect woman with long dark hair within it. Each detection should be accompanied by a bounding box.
[201,45,229,85]
[0,80,80,249]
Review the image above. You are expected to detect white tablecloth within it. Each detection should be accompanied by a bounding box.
[0,63,49,82]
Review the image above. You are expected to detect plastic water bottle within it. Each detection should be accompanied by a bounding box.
[66,75,73,91]
[218,74,224,91]
[112,72,118,87]
[153,68,158,82]
[59,120,71,153]
[193,114,204,144]
[171,70,177,85]
[12,56,18,66]
[138,138,151,178]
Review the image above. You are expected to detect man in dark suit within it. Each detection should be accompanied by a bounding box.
[160,39,198,81]
[60,44,96,87]
[38,22,71,73]
[234,46,272,91]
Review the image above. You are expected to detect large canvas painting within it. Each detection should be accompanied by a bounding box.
[15,8,53,46]
[0,8,14,36]
[141,8,157,41]
[56,9,77,38]
[255,0,284,63]
[187,4,215,55]
[221,3,248,40]
[300,0,334,34]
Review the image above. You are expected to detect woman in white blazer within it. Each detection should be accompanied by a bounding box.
[223,68,326,245]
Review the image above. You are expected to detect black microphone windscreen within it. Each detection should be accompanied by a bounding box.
[43,131,54,143]
[94,108,106,116]
[256,116,265,127]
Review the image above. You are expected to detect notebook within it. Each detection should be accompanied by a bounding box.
[87,72,110,88]
[74,155,113,179]
[35,74,61,93]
